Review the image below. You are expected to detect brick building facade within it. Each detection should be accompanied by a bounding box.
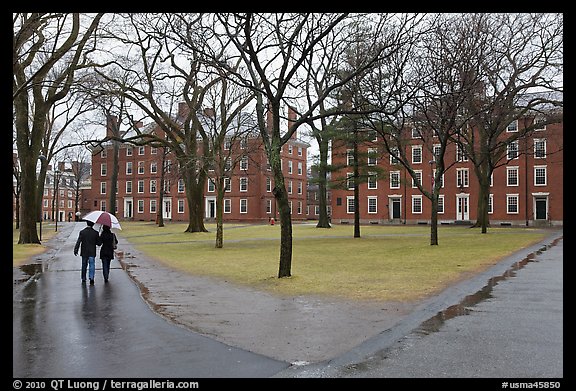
[329,115,563,227]
[79,106,309,223]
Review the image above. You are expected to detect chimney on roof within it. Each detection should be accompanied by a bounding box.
[106,115,118,138]
[288,106,298,139]
[203,108,215,118]
[178,102,190,117]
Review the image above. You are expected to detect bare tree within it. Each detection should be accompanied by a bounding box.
[457,13,563,233]
[217,13,406,277]
[13,13,104,244]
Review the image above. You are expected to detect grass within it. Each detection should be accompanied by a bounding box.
[13,223,58,267]
[119,221,548,302]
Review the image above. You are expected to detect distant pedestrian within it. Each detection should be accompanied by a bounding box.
[99,225,118,283]
[74,220,102,285]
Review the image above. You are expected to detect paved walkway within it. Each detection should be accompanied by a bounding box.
[14,222,563,378]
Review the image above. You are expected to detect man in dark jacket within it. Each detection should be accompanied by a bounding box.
[74,220,102,285]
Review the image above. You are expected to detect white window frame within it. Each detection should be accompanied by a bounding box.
[367,196,378,214]
[412,145,422,164]
[534,165,547,186]
[412,195,422,214]
[507,166,519,187]
[346,196,355,214]
[506,194,519,214]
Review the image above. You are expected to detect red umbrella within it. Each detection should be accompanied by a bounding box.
[82,211,122,230]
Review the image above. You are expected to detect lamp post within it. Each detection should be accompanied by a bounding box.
[54,169,61,232]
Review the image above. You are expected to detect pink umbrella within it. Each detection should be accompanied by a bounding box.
[82,211,122,230]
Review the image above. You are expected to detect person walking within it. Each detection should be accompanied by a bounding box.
[99,225,118,283]
[74,220,102,285]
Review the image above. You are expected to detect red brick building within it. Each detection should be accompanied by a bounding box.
[79,105,309,223]
[330,113,563,227]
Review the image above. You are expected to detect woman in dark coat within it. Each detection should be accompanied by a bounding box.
[99,225,118,282]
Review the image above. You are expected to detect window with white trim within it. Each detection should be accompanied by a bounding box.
[367,196,377,214]
[126,181,132,194]
[288,160,293,174]
[100,182,106,195]
[138,146,145,155]
[456,144,468,162]
[507,120,518,132]
[150,162,157,174]
[506,194,519,214]
[534,116,546,131]
[507,166,519,186]
[100,163,107,176]
[368,172,377,189]
[437,195,444,214]
[138,180,144,193]
[240,156,248,170]
[534,165,547,186]
[346,196,355,214]
[126,161,133,175]
[138,161,145,174]
[298,181,302,194]
[432,169,444,188]
[178,199,185,213]
[150,180,157,193]
[126,146,133,156]
[240,199,248,213]
[266,199,272,214]
[368,148,377,166]
[412,145,422,164]
[150,199,157,213]
[266,177,272,192]
[390,171,400,189]
[288,180,293,194]
[412,195,422,214]
[178,179,185,193]
[488,194,493,214]
[412,170,422,188]
[224,177,231,192]
[224,199,231,213]
[138,200,144,213]
[207,178,215,192]
[347,173,354,190]
[239,177,248,192]
[507,140,519,160]
[457,168,469,188]
[390,147,399,164]
[534,139,546,158]
[347,149,354,166]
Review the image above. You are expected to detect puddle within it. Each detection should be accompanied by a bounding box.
[414,236,562,336]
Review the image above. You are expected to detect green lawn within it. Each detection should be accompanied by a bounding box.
[13,223,58,267]
[119,221,548,302]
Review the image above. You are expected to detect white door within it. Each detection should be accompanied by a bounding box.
[124,198,133,219]
[205,197,216,219]
[163,198,172,220]
[456,194,469,221]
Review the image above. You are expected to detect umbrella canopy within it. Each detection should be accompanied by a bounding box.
[82,211,122,230]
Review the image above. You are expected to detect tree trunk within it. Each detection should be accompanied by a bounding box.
[274,183,292,278]
[430,191,439,245]
[315,137,331,228]
[353,135,360,238]
[184,171,208,233]
[472,161,492,234]
[215,184,224,248]
[18,158,41,244]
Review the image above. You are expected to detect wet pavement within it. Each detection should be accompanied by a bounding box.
[13,222,563,379]
[13,222,289,378]
[276,234,564,378]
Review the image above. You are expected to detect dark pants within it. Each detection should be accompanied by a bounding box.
[101,258,112,281]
